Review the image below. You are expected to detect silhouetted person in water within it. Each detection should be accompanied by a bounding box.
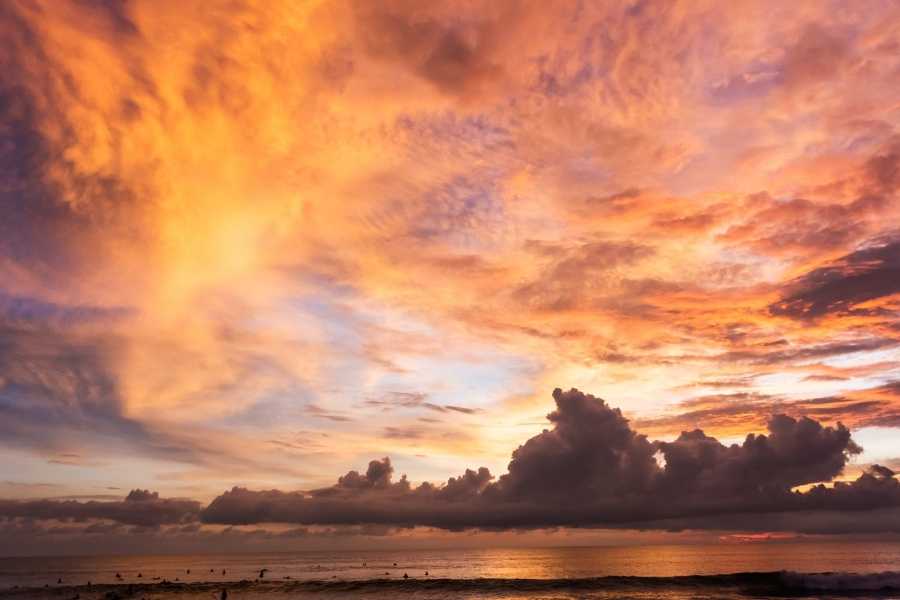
[425,571,429,576]
[57,578,62,584]
[403,573,409,579]
[259,568,268,578]
[219,589,228,600]
[222,569,226,576]
[137,573,142,578]
[187,569,191,574]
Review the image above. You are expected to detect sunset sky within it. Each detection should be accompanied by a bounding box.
[1,0,900,555]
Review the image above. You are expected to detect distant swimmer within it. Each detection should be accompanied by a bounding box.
[425,571,429,576]
[187,569,191,574]
[57,578,63,584]
[403,573,409,579]
[259,568,268,578]
[137,573,142,578]
[222,569,226,576]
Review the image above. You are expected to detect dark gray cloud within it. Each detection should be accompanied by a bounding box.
[771,236,900,320]
[0,489,201,527]
[201,388,897,532]
[3,388,897,534]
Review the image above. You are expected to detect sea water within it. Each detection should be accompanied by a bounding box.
[1,541,900,598]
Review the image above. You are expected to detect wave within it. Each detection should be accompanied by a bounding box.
[6,571,900,597]
[286,572,900,594]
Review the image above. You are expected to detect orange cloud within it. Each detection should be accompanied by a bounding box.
[0,0,898,506]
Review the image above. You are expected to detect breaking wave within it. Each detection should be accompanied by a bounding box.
[8,571,900,598]
[285,571,900,594]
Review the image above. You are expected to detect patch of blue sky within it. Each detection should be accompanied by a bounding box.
[371,350,540,413]
[821,347,900,371]
[216,383,316,429]
[850,427,900,466]
[0,447,192,501]
[753,371,890,399]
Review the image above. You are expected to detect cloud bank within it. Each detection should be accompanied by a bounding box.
[0,489,201,527]
[200,389,899,532]
[4,389,899,534]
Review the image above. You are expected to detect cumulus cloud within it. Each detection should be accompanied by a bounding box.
[1,389,897,534]
[201,389,896,531]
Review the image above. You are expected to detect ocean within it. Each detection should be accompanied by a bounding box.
[1,542,900,599]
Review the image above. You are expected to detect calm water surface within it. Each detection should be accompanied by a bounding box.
[1,542,899,598]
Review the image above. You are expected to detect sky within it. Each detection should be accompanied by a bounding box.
[1,0,899,555]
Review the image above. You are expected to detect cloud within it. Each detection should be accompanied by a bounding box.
[201,389,896,531]
[771,235,900,320]
[0,315,196,461]
[1,0,900,518]
[705,338,899,366]
[512,240,655,312]
[635,387,900,436]
[364,392,480,415]
[351,1,506,99]
[0,489,201,527]
[305,404,354,423]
